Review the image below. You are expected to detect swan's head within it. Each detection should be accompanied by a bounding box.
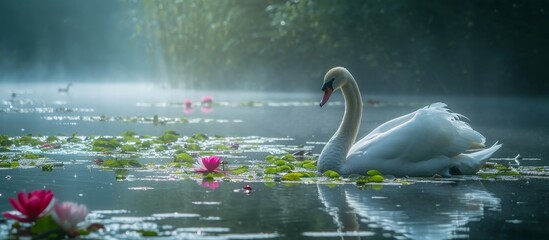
[320,67,351,107]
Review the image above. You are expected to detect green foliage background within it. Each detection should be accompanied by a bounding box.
[128,0,549,94]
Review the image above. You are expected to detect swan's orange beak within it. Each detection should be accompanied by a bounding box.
[320,88,332,107]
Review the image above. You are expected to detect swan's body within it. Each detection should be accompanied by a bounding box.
[318,67,501,177]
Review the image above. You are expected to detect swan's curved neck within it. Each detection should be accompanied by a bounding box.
[318,77,362,173]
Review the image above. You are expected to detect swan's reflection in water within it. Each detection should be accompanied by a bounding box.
[317,182,501,239]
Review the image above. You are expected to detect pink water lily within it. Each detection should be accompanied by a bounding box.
[201,96,213,104]
[194,155,222,173]
[3,189,54,222]
[51,201,88,232]
[183,99,193,107]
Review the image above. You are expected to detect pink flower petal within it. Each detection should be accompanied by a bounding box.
[3,212,30,222]
[17,192,28,209]
[39,191,54,214]
[8,197,27,216]
[25,196,43,219]
[51,201,88,232]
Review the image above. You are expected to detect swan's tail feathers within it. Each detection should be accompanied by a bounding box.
[453,142,502,175]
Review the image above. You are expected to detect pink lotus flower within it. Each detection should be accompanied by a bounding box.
[51,201,88,232]
[3,189,54,222]
[194,155,222,173]
[183,99,193,107]
[201,96,213,104]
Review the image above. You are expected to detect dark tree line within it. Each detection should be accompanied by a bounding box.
[132,0,549,95]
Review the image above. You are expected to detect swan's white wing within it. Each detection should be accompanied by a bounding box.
[350,103,468,154]
[345,103,486,175]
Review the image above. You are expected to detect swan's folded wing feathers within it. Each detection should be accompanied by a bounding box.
[349,103,486,164]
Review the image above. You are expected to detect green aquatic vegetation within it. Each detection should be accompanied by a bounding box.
[277,165,293,172]
[0,155,8,160]
[0,161,12,168]
[231,166,249,175]
[394,178,410,186]
[264,167,279,174]
[67,133,81,143]
[140,140,153,149]
[121,131,141,144]
[204,173,215,180]
[172,145,183,150]
[45,136,59,143]
[212,144,231,150]
[281,154,296,161]
[199,151,215,156]
[121,130,137,138]
[282,172,304,181]
[103,158,142,168]
[0,147,10,152]
[297,172,317,178]
[302,163,317,170]
[138,230,159,237]
[369,175,384,183]
[356,170,385,184]
[478,171,520,179]
[155,145,168,152]
[274,160,287,166]
[367,170,382,176]
[478,163,521,179]
[163,162,182,168]
[91,137,121,152]
[185,143,201,151]
[191,133,209,141]
[14,135,43,146]
[41,164,53,171]
[174,152,194,163]
[22,153,45,159]
[159,130,179,143]
[0,134,13,146]
[115,175,127,180]
[120,145,138,153]
[30,215,58,237]
[323,170,341,178]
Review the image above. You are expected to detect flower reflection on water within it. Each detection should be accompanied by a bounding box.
[199,180,221,190]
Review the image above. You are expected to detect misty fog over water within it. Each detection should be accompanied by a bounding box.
[1,0,548,96]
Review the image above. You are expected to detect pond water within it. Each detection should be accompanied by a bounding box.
[0,82,548,239]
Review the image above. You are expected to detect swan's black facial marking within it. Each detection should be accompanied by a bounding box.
[322,78,335,91]
[320,78,335,107]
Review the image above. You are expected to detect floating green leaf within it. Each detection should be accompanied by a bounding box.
[41,164,54,171]
[282,172,303,181]
[323,170,340,178]
[0,135,12,146]
[367,170,382,176]
[159,130,179,143]
[174,153,194,163]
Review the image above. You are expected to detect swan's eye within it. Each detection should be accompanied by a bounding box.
[322,78,335,91]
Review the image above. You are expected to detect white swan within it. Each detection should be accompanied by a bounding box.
[318,67,501,177]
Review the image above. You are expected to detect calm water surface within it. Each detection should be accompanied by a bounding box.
[0,82,548,239]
